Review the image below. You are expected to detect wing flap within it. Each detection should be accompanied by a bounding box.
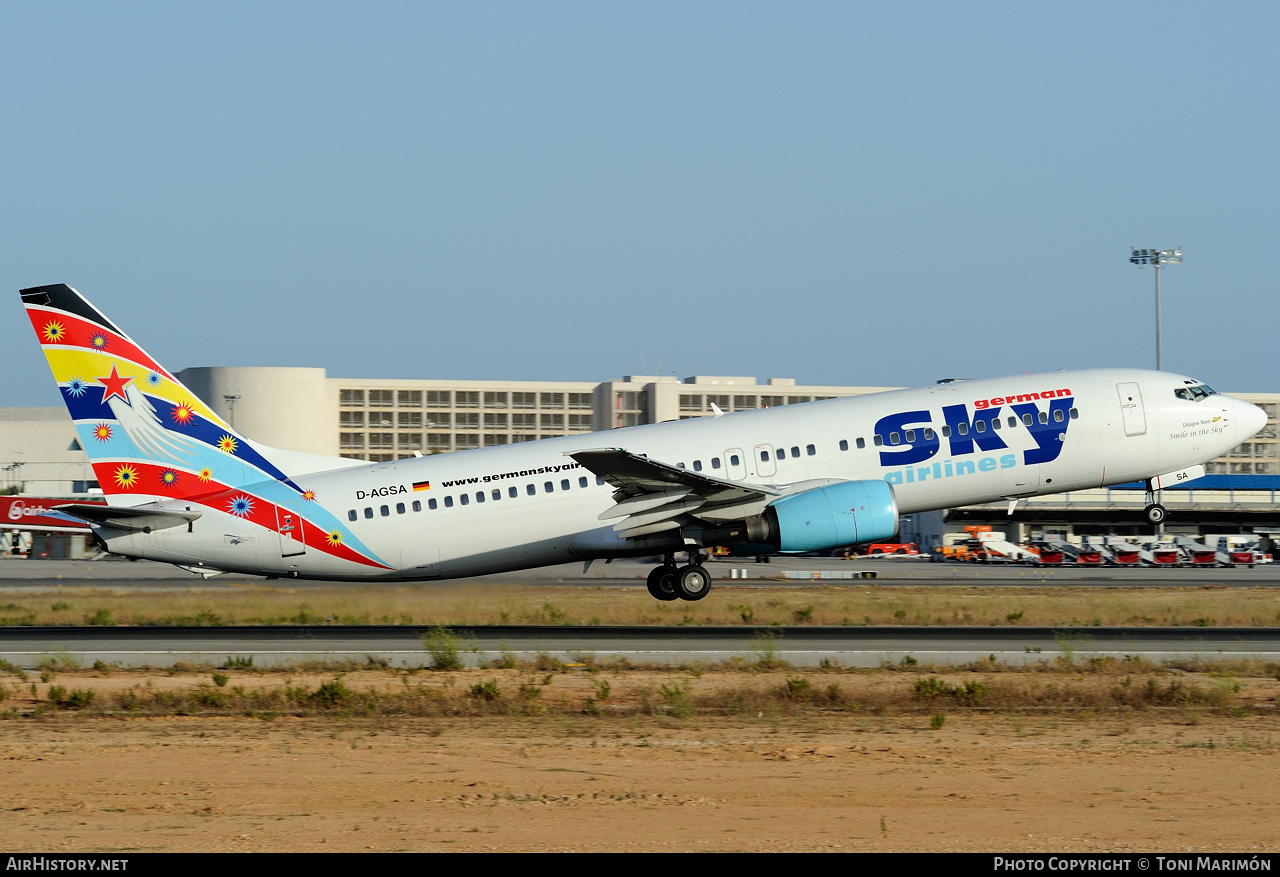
[570,448,778,540]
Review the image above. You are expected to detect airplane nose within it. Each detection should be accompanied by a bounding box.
[1235,399,1268,441]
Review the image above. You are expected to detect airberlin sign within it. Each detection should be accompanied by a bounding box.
[874,389,1074,485]
[0,497,99,531]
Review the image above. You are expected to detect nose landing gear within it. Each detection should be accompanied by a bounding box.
[645,553,712,601]
[1144,484,1167,525]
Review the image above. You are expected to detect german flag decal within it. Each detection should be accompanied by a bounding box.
[413,481,431,492]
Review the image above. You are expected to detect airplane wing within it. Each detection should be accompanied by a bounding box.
[569,448,781,539]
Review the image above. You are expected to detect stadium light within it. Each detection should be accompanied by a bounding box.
[1129,247,1182,370]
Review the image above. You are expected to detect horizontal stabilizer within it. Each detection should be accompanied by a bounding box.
[55,502,201,533]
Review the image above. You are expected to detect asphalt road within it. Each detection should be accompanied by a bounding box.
[3,555,1279,590]
[4,624,1278,669]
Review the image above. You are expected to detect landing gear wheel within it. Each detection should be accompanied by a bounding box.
[675,564,711,601]
[1145,503,1167,525]
[646,566,679,601]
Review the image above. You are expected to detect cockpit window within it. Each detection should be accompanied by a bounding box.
[1176,384,1218,402]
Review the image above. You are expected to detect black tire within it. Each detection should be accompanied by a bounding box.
[1145,504,1167,525]
[675,564,711,601]
[646,566,679,601]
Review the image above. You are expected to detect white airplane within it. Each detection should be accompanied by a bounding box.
[21,283,1268,601]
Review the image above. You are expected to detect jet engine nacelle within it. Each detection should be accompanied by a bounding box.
[765,480,898,554]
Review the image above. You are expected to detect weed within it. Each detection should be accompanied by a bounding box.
[1006,611,1024,623]
[783,677,813,700]
[83,608,115,626]
[51,601,71,611]
[930,712,946,730]
[660,680,694,717]
[900,655,917,666]
[422,627,463,670]
[490,649,517,670]
[593,678,611,701]
[469,680,501,701]
[749,630,787,670]
[311,678,355,707]
[92,660,113,675]
[791,605,815,624]
[221,656,254,670]
[212,672,229,688]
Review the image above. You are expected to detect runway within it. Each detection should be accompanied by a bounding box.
[3,555,1279,590]
[4,623,1279,669]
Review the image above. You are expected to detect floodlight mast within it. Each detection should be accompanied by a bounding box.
[1129,247,1182,370]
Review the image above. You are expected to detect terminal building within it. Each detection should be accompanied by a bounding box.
[3,367,1277,550]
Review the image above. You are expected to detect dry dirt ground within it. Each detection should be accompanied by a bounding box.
[3,672,1280,852]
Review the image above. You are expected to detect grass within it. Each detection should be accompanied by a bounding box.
[1,653,1275,723]
[1,583,1279,629]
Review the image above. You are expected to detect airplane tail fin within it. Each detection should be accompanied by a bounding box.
[20,284,308,502]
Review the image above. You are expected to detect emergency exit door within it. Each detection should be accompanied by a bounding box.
[1117,382,1146,436]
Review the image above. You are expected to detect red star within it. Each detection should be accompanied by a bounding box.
[97,364,132,404]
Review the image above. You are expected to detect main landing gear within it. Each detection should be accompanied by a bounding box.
[646,552,712,602]
[1144,484,1167,525]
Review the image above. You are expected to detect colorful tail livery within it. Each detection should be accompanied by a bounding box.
[22,284,302,499]
[21,284,389,573]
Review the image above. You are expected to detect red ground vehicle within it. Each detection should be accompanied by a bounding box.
[862,542,919,555]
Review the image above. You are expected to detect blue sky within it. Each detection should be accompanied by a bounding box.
[3,2,1276,407]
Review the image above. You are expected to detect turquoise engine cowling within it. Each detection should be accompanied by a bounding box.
[766,480,898,553]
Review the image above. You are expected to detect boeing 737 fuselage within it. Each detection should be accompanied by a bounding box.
[20,284,1268,601]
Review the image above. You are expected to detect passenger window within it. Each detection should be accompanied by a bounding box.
[412,500,421,512]
[492,489,501,500]
[806,444,815,456]
[975,421,986,433]
[348,510,357,522]
[544,481,553,493]
[992,419,1000,430]
[1007,417,1017,428]
[579,476,588,488]
[364,507,373,519]
[941,426,951,437]
[711,457,721,469]
[444,496,454,508]
[561,479,570,490]
[693,460,702,471]
[1023,413,1033,426]
[790,446,800,457]
[1070,408,1079,419]
[1039,411,1048,424]
[396,502,405,514]
[904,430,915,442]
[775,448,785,459]
[889,432,900,445]
[839,439,849,451]
[957,423,969,436]
[459,494,469,506]
[677,462,685,469]
[760,450,770,461]
[509,486,518,498]
[856,437,866,449]
[730,454,740,466]
[874,435,884,446]
[475,491,484,503]
[923,429,934,441]
[527,484,536,496]
[1054,409,1065,422]
[428,498,438,510]
[596,477,605,486]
